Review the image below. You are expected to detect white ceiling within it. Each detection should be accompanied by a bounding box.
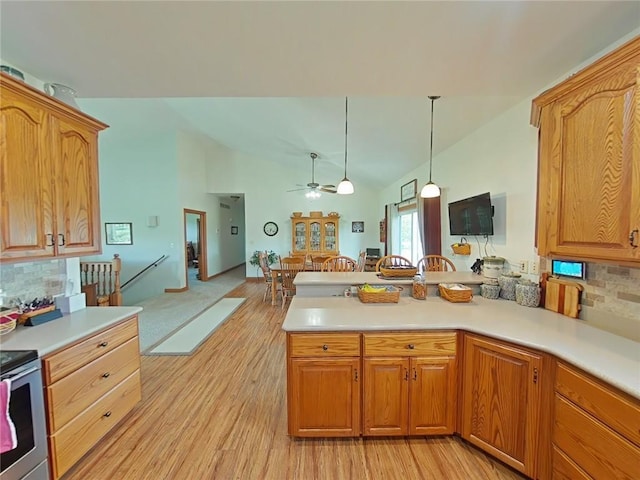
[1,1,639,188]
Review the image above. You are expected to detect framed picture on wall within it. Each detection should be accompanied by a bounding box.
[400,179,417,202]
[231,226,238,235]
[352,221,364,233]
[105,223,133,245]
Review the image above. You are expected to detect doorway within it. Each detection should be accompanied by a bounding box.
[184,209,207,287]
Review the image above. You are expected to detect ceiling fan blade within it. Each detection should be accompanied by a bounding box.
[318,186,337,193]
[321,184,336,189]
[287,187,309,192]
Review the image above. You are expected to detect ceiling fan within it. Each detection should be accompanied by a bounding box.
[287,153,337,196]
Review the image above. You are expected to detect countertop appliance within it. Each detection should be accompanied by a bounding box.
[0,350,49,480]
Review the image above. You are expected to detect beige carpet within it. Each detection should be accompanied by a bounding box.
[137,265,246,353]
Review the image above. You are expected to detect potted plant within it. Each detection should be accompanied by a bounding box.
[249,250,278,273]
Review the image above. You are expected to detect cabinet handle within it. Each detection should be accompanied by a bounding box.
[322,344,328,351]
[630,229,639,248]
[102,372,110,378]
[533,367,539,384]
[103,411,112,418]
[413,368,417,381]
[354,369,358,382]
[407,344,415,350]
[99,341,108,348]
[46,233,54,247]
[58,233,65,246]
[404,368,409,381]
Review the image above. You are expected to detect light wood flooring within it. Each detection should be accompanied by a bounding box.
[64,282,526,480]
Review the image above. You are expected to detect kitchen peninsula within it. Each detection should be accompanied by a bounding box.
[283,290,640,479]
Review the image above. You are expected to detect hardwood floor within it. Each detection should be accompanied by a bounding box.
[64,282,526,480]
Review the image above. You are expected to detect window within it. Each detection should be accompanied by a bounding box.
[398,207,423,265]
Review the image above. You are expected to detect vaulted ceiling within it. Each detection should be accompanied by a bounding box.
[2,1,638,188]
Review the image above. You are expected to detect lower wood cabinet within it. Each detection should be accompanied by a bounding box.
[552,362,640,480]
[461,334,542,478]
[287,333,361,437]
[362,332,457,436]
[43,316,142,479]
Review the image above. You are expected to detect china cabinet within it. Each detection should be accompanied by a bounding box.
[0,73,107,262]
[531,36,640,264]
[290,212,339,256]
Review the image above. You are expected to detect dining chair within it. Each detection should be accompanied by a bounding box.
[258,251,280,302]
[375,255,413,272]
[321,255,358,272]
[311,256,332,271]
[356,251,367,272]
[279,258,305,309]
[417,255,456,273]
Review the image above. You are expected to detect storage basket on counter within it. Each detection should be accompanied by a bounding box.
[481,284,500,299]
[515,281,541,307]
[357,285,401,303]
[379,266,418,278]
[438,283,473,303]
[498,272,521,300]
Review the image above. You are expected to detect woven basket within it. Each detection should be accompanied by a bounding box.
[451,243,471,255]
[357,286,401,303]
[0,310,19,335]
[438,283,473,303]
[379,266,417,278]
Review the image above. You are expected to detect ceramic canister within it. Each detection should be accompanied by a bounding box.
[498,272,521,300]
[482,256,505,281]
[515,281,541,307]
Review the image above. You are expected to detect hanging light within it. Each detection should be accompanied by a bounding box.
[420,95,441,198]
[337,96,355,195]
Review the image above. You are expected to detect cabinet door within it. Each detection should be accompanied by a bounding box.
[537,65,640,262]
[410,356,456,435]
[309,220,321,253]
[323,220,338,253]
[0,88,55,260]
[363,357,409,436]
[292,220,307,253]
[52,115,101,256]
[461,335,542,477]
[288,358,360,437]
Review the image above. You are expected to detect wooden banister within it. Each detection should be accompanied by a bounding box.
[80,254,122,306]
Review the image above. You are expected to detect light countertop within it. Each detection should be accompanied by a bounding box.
[294,271,484,286]
[0,306,143,356]
[282,295,640,400]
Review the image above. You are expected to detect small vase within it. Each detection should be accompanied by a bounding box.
[44,83,80,110]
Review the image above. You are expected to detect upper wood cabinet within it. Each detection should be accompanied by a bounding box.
[531,36,640,264]
[461,333,543,478]
[0,73,108,262]
[291,213,339,256]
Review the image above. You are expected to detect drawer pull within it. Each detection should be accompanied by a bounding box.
[99,341,108,348]
[102,372,110,378]
[407,344,415,350]
[322,344,328,351]
[103,411,112,418]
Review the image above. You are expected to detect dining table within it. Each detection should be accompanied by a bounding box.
[269,261,309,305]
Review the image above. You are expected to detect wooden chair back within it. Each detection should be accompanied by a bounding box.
[356,251,366,272]
[311,256,332,271]
[417,255,456,273]
[321,255,357,272]
[375,255,413,272]
[80,254,122,306]
[280,256,306,268]
[280,260,305,309]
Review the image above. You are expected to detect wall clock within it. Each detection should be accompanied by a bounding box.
[263,221,278,236]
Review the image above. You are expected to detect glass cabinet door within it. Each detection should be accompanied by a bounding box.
[294,221,307,252]
[309,221,321,252]
[324,221,337,252]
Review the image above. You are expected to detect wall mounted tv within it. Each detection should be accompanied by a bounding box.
[448,192,494,236]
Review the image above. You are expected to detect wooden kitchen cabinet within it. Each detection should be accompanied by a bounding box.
[552,362,640,480]
[287,333,360,437]
[362,332,457,436]
[291,213,339,257]
[43,316,142,479]
[0,72,107,262]
[461,333,543,478]
[531,36,640,264]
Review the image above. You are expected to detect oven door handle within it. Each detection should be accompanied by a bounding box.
[1,366,39,383]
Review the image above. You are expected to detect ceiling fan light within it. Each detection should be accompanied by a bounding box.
[337,177,354,195]
[305,190,321,199]
[420,181,441,198]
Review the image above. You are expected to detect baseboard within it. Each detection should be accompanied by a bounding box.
[165,287,188,293]
[203,262,246,281]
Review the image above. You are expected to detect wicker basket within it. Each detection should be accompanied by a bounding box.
[379,266,418,278]
[0,310,19,335]
[309,211,323,218]
[438,283,473,303]
[451,243,471,255]
[357,286,401,303]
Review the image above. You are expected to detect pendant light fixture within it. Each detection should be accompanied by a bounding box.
[337,96,355,195]
[420,95,441,198]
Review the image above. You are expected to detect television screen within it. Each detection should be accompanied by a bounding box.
[551,260,586,279]
[448,192,494,236]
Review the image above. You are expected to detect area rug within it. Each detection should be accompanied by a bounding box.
[145,298,246,356]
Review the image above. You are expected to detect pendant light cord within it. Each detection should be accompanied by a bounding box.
[344,97,349,178]
[428,96,436,182]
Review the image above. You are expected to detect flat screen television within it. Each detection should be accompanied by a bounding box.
[448,192,494,236]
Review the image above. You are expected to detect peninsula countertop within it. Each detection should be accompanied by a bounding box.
[293,271,484,287]
[0,306,143,356]
[282,295,640,400]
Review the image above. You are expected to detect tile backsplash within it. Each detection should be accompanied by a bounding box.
[0,259,68,306]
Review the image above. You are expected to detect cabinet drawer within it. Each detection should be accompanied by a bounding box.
[555,362,640,446]
[46,338,140,432]
[363,332,456,357]
[289,333,360,357]
[552,446,591,480]
[553,394,640,480]
[44,318,138,384]
[48,370,141,479]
